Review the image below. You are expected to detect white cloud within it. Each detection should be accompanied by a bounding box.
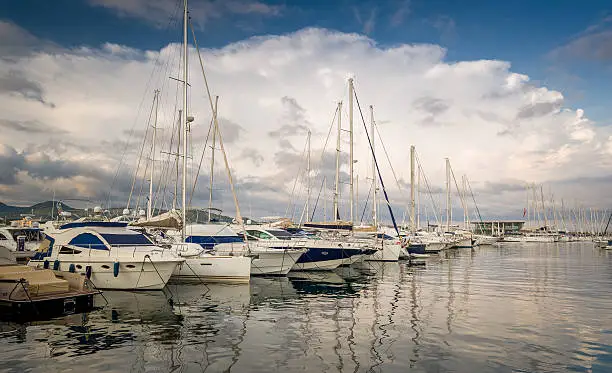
[1,26,611,219]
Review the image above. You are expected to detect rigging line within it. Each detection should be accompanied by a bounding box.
[448,164,470,226]
[127,93,156,210]
[352,84,400,236]
[189,111,215,208]
[309,176,326,222]
[360,182,374,224]
[316,104,339,166]
[284,136,309,219]
[465,177,485,232]
[107,0,183,209]
[414,152,441,227]
[372,118,410,218]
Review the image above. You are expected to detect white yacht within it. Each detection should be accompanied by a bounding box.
[28,221,184,290]
[177,223,304,276]
[0,223,43,262]
[242,227,366,271]
[131,213,252,283]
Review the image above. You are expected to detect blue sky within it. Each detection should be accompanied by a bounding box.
[2,0,611,123]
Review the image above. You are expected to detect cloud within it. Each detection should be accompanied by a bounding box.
[0,119,64,134]
[550,16,612,63]
[390,0,410,27]
[1,25,611,219]
[0,70,55,107]
[353,7,377,35]
[88,0,283,28]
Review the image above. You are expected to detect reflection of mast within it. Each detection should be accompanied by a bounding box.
[409,266,422,368]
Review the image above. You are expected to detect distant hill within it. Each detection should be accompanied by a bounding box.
[0,201,255,225]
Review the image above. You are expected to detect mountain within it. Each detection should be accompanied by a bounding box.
[0,201,254,225]
[0,201,76,221]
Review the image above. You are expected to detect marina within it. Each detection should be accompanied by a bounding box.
[2,0,612,372]
[1,243,611,372]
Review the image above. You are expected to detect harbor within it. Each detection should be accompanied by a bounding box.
[2,0,612,372]
[1,243,611,372]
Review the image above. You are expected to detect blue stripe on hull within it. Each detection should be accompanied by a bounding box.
[296,248,362,264]
[407,244,427,254]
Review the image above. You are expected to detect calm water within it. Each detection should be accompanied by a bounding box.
[2,243,612,373]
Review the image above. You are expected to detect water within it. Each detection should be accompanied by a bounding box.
[2,242,612,373]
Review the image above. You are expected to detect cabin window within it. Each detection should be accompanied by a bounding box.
[0,233,7,240]
[100,233,153,246]
[59,246,82,255]
[68,233,107,250]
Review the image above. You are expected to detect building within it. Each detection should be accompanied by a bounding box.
[471,220,525,236]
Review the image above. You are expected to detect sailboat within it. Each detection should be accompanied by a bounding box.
[132,0,251,283]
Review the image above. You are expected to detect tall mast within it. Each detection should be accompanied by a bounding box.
[526,183,530,229]
[306,129,311,222]
[348,78,354,224]
[147,89,159,220]
[181,0,188,240]
[173,110,181,210]
[416,163,421,231]
[540,184,547,231]
[333,101,342,221]
[445,157,451,232]
[208,95,218,223]
[370,105,377,229]
[410,145,415,233]
[324,177,327,222]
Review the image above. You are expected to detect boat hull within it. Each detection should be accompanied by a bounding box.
[172,255,251,283]
[28,259,180,290]
[292,247,363,271]
[364,244,401,262]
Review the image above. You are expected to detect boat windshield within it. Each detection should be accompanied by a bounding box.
[266,229,294,240]
[100,233,154,246]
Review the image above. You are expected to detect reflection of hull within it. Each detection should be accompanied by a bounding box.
[29,259,180,290]
[172,255,251,283]
[364,244,401,261]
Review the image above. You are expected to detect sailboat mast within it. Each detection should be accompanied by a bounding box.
[445,157,451,232]
[208,95,218,223]
[410,145,415,233]
[348,78,355,224]
[181,0,188,240]
[306,129,311,222]
[333,101,341,221]
[148,89,159,220]
[173,110,181,211]
[370,105,377,229]
[417,163,421,230]
[324,177,327,222]
[540,184,547,231]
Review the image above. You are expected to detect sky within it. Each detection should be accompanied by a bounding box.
[1,0,612,224]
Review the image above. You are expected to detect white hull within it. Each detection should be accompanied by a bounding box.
[249,250,304,275]
[28,258,180,290]
[399,247,409,259]
[452,238,473,248]
[172,255,251,283]
[212,243,306,276]
[474,235,498,246]
[425,241,447,252]
[291,257,346,271]
[364,244,401,262]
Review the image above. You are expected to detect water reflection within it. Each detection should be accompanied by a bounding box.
[1,243,612,372]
